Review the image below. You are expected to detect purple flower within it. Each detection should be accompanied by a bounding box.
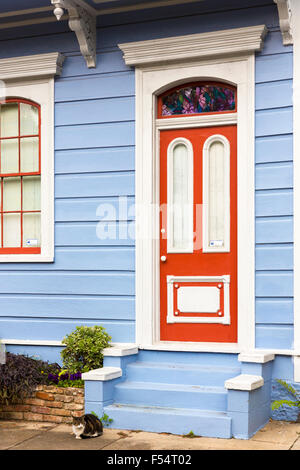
[48,373,59,384]
[70,372,81,381]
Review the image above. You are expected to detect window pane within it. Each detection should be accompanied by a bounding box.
[0,103,18,137]
[20,137,39,173]
[3,213,20,247]
[208,141,225,245]
[3,177,21,211]
[22,176,41,211]
[23,212,41,247]
[168,142,193,252]
[1,139,19,174]
[161,85,236,117]
[20,103,39,136]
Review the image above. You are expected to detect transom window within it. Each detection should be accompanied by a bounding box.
[0,98,41,254]
[158,82,236,118]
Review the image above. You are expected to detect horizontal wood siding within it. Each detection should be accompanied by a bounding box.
[255,28,294,349]
[0,24,136,343]
[0,1,294,351]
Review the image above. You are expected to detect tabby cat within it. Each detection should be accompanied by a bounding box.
[72,413,103,439]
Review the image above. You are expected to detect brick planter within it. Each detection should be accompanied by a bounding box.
[0,385,84,424]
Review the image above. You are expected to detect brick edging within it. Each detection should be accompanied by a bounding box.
[0,385,84,423]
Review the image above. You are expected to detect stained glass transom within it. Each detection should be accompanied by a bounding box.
[160,84,236,117]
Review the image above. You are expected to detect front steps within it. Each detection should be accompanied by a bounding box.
[102,350,241,438]
[83,347,274,439]
[105,404,232,438]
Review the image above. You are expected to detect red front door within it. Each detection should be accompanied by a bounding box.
[159,125,237,343]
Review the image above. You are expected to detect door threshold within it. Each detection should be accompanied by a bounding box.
[138,341,242,354]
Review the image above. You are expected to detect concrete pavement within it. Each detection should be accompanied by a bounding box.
[1,419,300,450]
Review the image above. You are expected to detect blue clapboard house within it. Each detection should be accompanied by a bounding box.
[0,0,299,439]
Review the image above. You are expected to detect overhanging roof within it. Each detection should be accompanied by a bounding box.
[0,1,292,69]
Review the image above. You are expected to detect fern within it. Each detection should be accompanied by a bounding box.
[277,379,299,399]
[272,379,300,411]
[272,400,300,410]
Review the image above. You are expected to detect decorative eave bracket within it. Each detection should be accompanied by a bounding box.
[274,0,293,45]
[51,0,96,68]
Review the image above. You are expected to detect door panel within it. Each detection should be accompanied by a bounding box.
[160,126,237,343]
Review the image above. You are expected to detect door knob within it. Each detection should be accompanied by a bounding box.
[160,255,167,262]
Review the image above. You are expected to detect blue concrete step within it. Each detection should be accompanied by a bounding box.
[137,350,241,368]
[114,380,228,411]
[104,403,232,439]
[126,361,240,387]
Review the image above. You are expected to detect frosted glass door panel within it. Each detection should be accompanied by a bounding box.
[3,213,21,247]
[22,176,41,211]
[0,104,18,137]
[20,137,39,172]
[203,135,230,252]
[1,139,19,174]
[167,140,193,253]
[209,141,225,244]
[3,177,21,211]
[20,103,39,136]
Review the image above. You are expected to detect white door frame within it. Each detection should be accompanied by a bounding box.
[119,25,267,353]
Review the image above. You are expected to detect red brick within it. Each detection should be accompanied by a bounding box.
[54,394,73,403]
[46,401,63,409]
[64,403,84,411]
[42,414,63,424]
[50,408,72,417]
[74,396,84,405]
[31,405,52,415]
[36,391,55,401]
[0,411,24,420]
[24,398,45,406]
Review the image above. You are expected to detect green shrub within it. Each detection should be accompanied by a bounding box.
[60,325,112,374]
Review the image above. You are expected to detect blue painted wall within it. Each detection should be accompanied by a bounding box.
[255,29,293,350]
[0,1,294,357]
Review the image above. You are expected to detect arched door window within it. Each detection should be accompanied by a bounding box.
[157,82,236,118]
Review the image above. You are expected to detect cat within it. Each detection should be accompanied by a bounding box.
[72,413,103,439]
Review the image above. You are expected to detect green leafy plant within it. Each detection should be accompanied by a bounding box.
[91,411,113,427]
[182,430,196,438]
[0,352,60,405]
[101,412,113,427]
[272,379,300,411]
[60,325,112,374]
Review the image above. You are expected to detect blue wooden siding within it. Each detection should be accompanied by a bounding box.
[255,29,293,349]
[0,1,294,351]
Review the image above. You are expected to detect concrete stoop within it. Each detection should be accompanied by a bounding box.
[82,345,274,440]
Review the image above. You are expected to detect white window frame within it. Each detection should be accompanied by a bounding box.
[119,25,266,353]
[0,53,64,262]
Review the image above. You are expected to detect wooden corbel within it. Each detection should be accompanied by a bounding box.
[51,0,97,68]
[274,0,293,45]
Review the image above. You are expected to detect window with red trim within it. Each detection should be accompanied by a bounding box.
[0,99,41,254]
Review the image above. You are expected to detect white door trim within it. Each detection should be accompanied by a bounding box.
[288,0,300,381]
[119,28,263,353]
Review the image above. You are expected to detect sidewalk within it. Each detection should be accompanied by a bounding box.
[1,419,300,450]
